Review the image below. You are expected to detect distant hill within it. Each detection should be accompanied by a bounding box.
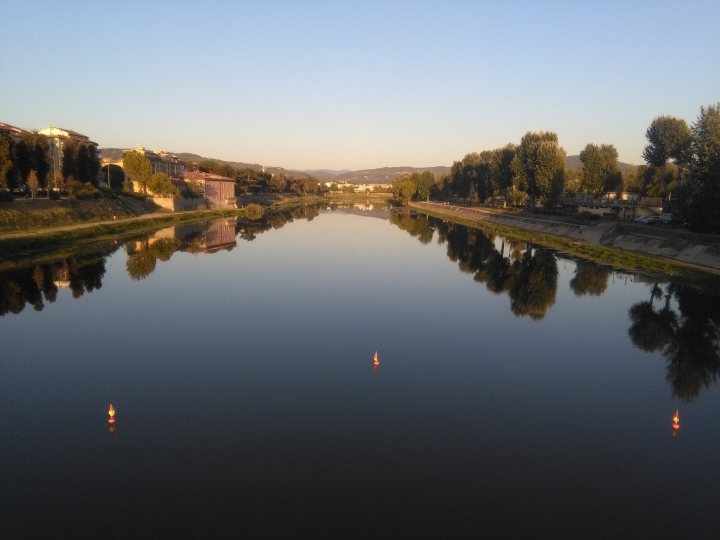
[566,155,637,174]
[331,166,451,184]
[301,169,351,180]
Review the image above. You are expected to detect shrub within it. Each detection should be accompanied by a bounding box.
[0,190,14,203]
[49,190,61,200]
[68,180,98,200]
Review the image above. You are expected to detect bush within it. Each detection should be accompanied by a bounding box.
[68,180,98,200]
[0,190,14,203]
[49,190,61,200]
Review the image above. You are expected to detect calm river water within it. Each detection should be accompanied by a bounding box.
[1,204,719,538]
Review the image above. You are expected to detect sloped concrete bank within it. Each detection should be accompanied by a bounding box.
[411,201,720,273]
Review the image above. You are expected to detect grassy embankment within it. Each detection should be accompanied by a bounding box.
[410,203,720,285]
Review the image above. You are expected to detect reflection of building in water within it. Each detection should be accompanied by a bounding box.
[182,218,238,253]
[353,203,375,211]
[184,172,237,209]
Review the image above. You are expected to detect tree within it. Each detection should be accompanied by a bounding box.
[491,144,516,195]
[0,135,11,190]
[412,171,435,201]
[643,116,693,168]
[392,176,416,205]
[62,139,79,181]
[27,170,39,199]
[123,151,153,194]
[53,170,65,193]
[147,172,179,197]
[511,131,566,206]
[579,143,620,195]
[269,174,287,193]
[680,103,720,233]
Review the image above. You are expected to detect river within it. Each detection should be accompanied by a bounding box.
[1,204,718,538]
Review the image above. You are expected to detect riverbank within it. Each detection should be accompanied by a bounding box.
[410,201,720,278]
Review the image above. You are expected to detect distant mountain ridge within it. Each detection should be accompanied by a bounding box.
[330,166,451,184]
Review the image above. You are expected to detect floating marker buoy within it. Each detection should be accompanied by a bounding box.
[108,403,116,425]
[373,351,379,367]
[672,409,680,431]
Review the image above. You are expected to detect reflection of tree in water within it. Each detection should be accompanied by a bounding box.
[570,262,610,296]
[506,248,558,319]
[390,212,559,320]
[390,213,435,245]
[1,206,327,318]
[628,284,720,401]
[125,240,158,281]
[0,250,112,316]
[235,204,321,241]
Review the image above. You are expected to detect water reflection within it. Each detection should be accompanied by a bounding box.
[391,212,559,320]
[0,250,113,315]
[0,205,327,313]
[391,210,720,401]
[629,283,720,402]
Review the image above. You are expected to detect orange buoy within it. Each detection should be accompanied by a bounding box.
[373,351,379,367]
[672,409,680,431]
[108,403,116,425]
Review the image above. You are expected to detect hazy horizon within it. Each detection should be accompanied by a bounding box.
[2,1,718,171]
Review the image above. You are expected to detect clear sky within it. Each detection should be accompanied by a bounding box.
[1,0,718,170]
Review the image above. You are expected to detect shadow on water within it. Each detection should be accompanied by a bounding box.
[391,210,720,402]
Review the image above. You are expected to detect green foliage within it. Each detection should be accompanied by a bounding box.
[68,180,98,200]
[269,174,287,193]
[61,140,99,186]
[411,170,435,201]
[643,116,693,167]
[681,103,720,233]
[146,172,179,197]
[123,151,153,194]
[579,143,620,195]
[0,135,11,190]
[511,131,566,206]
[392,176,416,205]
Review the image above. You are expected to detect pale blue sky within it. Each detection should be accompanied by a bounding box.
[1,0,718,170]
